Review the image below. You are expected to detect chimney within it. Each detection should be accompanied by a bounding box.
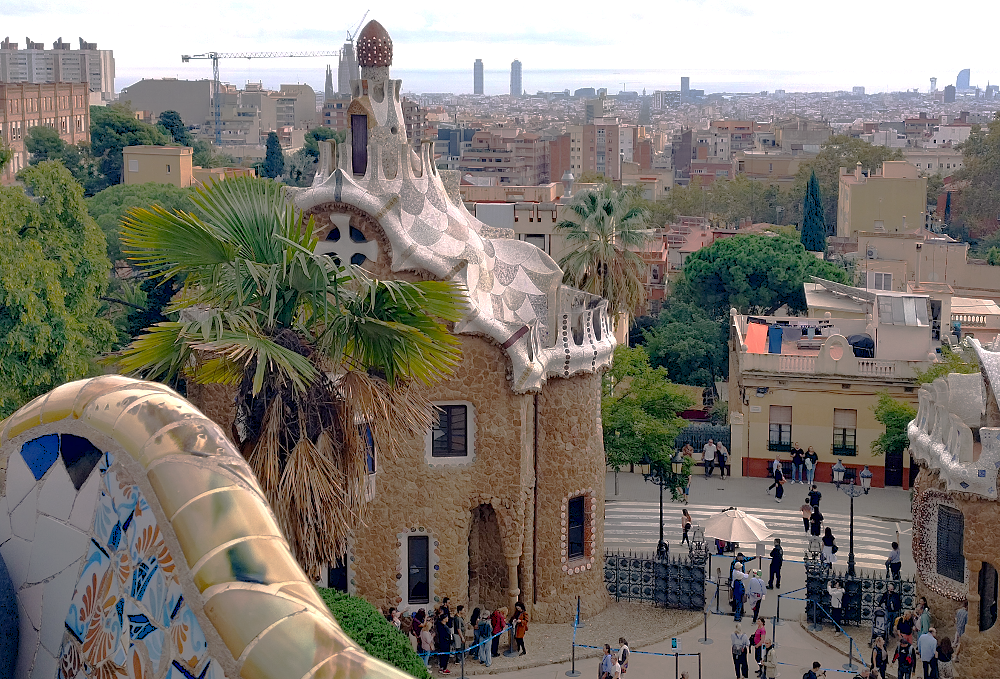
[855,162,862,181]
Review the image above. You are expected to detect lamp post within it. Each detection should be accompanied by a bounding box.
[642,451,683,560]
[805,537,825,631]
[832,461,872,577]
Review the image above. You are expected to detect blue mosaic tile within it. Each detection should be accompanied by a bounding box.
[21,434,60,480]
[979,469,987,477]
[960,481,970,488]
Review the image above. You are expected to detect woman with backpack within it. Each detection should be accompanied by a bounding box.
[731,623,750,678]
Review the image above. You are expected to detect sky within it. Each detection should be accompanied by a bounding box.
[5,0,998,96]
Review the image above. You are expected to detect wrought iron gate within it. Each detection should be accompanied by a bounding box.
[604,550,706,610]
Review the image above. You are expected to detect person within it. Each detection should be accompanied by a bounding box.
[731,623,750,678]
[828,580,845,633]
[805,447,819,486]
[617,638,630,675]
[871,636,888,679]
[879,582,903,640]
[681,509,692,546]
[894,638,916,679]
[681,449,693,502]
[387,607,401,630]
[718,441,730,479]
[917,602,931,638]
[810,506,824,537]
[748,570,766,623]
[759,637,776,679]
[436,607,453,674]
[468,608,481,660]
[490,608,506,658]
[774,465,785,503]
[791,443,805,484]
[800,503,812,533]
[807,484,822,509]
[599,644,615,679]
[412,609,427,653]
[732,567,747,622]
[803,660,826,679]
[954,601,968,647]
[895,611,916,644]
[512,602,528,656]
[476,610,492,666]
[767,539,783,589]
[609,652,621,679]
[704,439,718,478]
[453,605,468,661]
[936,636,954,678]
[886,542,902,579]
[822,527,838,569]
[419,615,435,667]
[752,619,766,674]
[917,627,937,679]
[766,456,781,494]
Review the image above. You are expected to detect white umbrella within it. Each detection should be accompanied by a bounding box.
[702,508,773,543]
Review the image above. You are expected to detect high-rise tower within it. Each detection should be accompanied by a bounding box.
[325,64,334,101]
[957,69,971,91]
[474,59,484,95]
[510,60,522,97]
[337,42,359,95]
[680,76,690,103]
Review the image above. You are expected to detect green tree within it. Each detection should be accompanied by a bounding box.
[25,126,67,163]
[263,131,285,178]
[642,299,727,386]
[303,127,345,159]
[602,346,693,497]
[0,162,116,416]
[0,142,11,172]
[90,104,170,189]
[801,170,827,252]
[191,140,236,168]
[915,344,980,383]
[680,233,848,317]
[871,391,917,458]
[988,247,1000,266]
[556,184,652,321]
[954,112,1000,239]
[157,110,192,146]
[86,182,199,263]
[112,175,466,575]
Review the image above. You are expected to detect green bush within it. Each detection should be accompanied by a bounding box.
[318,588,430,679]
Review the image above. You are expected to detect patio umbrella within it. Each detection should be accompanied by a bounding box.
[702,508,773,543]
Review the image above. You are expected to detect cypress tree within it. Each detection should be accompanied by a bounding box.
[801,170,827,252]
[263,132,285,179]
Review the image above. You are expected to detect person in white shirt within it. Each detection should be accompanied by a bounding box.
[828,580,845,633]
[747,570,766,623]
[610,653,622,679]
[717,441,730,479]
[703,439,718,478]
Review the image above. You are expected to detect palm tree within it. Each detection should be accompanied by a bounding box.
[556,183,653,324]
[113,176,465,576]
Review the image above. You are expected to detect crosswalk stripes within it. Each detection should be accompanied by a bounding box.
[603,500,901,572]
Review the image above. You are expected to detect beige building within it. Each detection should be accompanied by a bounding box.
[458,128,550,186]
[0,80,90,183]
[0,36,114,103]
[122,145,193,187]
[118,78,213,128]
[902,148,965,176]
[569,118,623,180]
[733,149,811,184]
[837,161,927,237]
[730,279,937,487]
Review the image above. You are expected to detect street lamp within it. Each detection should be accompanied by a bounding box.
[689,525,710,565]
[832,460,872,577]
[641,453,673,560]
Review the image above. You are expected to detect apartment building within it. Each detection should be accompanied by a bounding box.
[0,81,90,183]
[0,37,114,103]
[119,78,213,129]
[836,161,926,238]
[458,129,550,185]
[320,95,352,132]
[402,97,426,148]
[733,149,809,184]
[902,148,964,176]
[773,116,832,152]
[549,133,571,182]
[569,118,623,180]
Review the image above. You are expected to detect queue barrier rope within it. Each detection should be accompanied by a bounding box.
[782,595,869,672]
[417,624,512,657]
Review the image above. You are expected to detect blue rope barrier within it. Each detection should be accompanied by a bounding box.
[781,596,869,670]
[575,644,702,658]
[418,624,512,657]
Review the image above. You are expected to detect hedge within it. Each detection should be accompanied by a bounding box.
[317,588,431,679]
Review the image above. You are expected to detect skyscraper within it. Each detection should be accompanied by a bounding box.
[944,85,956,103]
[474,59,484,95]
[957,69,971,91]
[510,60,522,97]
[680,76,690,103]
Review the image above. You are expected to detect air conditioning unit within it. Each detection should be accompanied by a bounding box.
[866,246,878,259]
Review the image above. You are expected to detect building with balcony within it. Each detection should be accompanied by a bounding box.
[458,128,550,185]
[569,118,623,180]
[906,338,1000,677]
[729,278,938,487]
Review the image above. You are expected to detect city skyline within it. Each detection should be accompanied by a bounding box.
[6,0,997,96]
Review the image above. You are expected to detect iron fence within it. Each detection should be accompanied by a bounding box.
[806,566,917,626]
[604,549,706,610]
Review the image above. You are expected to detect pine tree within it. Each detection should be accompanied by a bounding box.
[801,170,827,252]
[263,132,285,179]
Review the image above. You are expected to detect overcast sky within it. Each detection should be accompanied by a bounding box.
[6,0,998,95]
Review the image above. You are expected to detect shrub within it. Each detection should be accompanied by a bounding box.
[318,588,430,679]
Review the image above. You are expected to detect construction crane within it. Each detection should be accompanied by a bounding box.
[346,10,369,44]
[181,50,342,144]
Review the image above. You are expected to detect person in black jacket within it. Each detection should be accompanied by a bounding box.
[807,485,822,508]
[810,506,824,537]
[879,582,903,640]
[767,539,783,589]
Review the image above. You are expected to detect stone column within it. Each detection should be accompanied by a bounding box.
[968,559,982,641]
[507,556,521,613]
[730,411,746,479]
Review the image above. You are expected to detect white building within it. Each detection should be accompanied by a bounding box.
[0,37,115,103]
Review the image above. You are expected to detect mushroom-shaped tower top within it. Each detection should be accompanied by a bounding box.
[356,20,393,68]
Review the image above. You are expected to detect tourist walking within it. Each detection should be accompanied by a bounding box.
[894,638,916,679]
[791,443,805,483]
[759,638,776,679]
[871,636,888,679]
[767,539,783,589]
[773,466,785,503]
[704,439,718,478]
[748,570,766,623]
[886,542,902,579]
[766,456,781,494]
[805,447,819,486]
[917,627,937,679]
[512,602,528,656]
[808,484,822,509]
[801,503,812,532]
[936,636,954,678]
[476,611,492,666]
[955,601,968,647]
[618,638,630,675]
[681,509,692,545]
[828,580,845,632]
[718,441,730,479]
[731,623,750,678]
[752,619,766,673]
[822,528,838,569]
[810,506,824,536]
[803,661,826,679]
[879,582,903,640]
[490,608,505,657]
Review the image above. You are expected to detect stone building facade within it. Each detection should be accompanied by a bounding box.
[276,21,613,623]
[908,338,1000,677]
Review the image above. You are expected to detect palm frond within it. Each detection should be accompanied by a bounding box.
[113,322,193,384]
[121,206,235,279]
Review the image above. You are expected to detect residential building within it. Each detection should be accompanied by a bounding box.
[320,95,352,132]
[902,148,964,176]
[733,150,808,184]
[401,97,426,148]
[458,128,550,185]
[473,59,483,95]
[664,217,713,273]
[729,278,937,486]
[122,145,193,187]
[118,78,213,129]
[928,123,972,148]
[773,116,832,152]
[569,118,623,180]
[549,132,571,183]
[510,60,522,97]
[0,80,90,184]
[836,161,926,238]
[273,84,316,129]
[670,128,693,177]
[904,112,940,143]
[584,94,608,124]
[0,37,114,103]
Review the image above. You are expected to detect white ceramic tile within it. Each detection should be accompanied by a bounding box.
[40,561,79,655]
[0,495,10,546]
[26,517,88,585]
[14,604,39,679]
[29,646,58,679]
[11,487,38,541]
[68,471,101,532]
[19,582,44,629]
[37,461,76,521]
[6,452,37,509]
[0,536,32,588]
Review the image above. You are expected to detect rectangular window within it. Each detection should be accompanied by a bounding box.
[768,405,792,451]
[407,536,430,604]
[166,164,171,174]
[869,272,892,291]
[877,295,930,326]
[936,506,965,582]
[360,423,376,474]
[128,159,139,173]
[522,234,547,253]
[351,114,368,175]
[431,405,468,457]
[567,496,585,559]
[833,408,858,455]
